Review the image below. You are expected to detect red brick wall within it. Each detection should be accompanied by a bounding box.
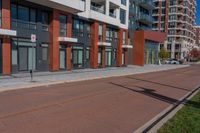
[101,23,106,68]
[133,31,166,66]
[2,0,11,75]
[49,9,60,71]
[116,29,123,66]
[90,21,99,69]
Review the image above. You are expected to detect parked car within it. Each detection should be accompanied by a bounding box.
[165,59,180,65]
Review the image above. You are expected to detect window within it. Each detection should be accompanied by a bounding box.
[11,40,18,65]
[41,12,49,31]
[121,0,126,6]
[18,6,29,22]
[11,4,37,30]
[59,15,67,36]
[122,31,126,44]
[72,19,84,37]
[42,47,48,61]
[120,9,126,24]
[98,24,103,41]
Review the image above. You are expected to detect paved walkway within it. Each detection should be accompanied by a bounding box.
[0,65,199,133]
[0,65,189,92]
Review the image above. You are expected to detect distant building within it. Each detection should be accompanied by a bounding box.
[153,0,196,59]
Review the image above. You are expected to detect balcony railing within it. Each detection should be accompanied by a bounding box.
[91,5,105,14]
[12,19,37,30]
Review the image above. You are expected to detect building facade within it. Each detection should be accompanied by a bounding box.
[128,0,166,66]
[0,0,130,75]
[195,26,200,47]
[153,0,196,59]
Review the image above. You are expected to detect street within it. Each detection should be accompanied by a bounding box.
[0,65,200,133]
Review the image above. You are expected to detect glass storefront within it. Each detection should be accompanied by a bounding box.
[11,39,36,72]
[72,46,84,69]
[105,48,112,67]
[144,40,159,65]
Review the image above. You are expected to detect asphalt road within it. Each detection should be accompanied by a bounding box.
[0,65,200,133]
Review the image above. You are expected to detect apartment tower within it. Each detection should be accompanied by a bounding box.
[153,0,196,59]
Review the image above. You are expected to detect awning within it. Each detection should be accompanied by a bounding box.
[0,29,17,37]
[58,37,78,43]
[122,45,133,49]
[98,42,111,47]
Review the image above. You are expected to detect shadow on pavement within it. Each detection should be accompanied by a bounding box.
[110,82,178,104]
[127,77,191,92]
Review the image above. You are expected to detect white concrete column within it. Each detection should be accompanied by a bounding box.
[106,0,110,16]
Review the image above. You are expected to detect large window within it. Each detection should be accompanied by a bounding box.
[72,19,84,37]
[59,15,67,36]
[41,11,49,31]
[11,4,37,30]
[120,9,126,24]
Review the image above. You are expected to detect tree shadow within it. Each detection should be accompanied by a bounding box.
[110,82,200,109]
[110,82,178,104]
[127,77,191,92]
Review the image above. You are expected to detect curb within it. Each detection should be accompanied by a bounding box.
[133,85,200,133]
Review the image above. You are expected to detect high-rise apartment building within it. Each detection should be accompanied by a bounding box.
[195,26,200,47]
[0,0,130,75]
[153,0,196,59]
[128,0,166,66]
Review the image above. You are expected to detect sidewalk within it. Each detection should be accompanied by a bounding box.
[0,65,189,92]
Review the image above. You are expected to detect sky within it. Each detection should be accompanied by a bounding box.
[196,0,200,25]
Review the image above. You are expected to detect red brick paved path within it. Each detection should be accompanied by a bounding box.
[0,65,200,133]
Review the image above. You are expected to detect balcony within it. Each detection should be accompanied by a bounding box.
[137,0,155,9]
[91,5,105,14]
[137,13,154,25]
[26,0,85,13]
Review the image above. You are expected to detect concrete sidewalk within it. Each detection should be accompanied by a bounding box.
[0,65,189,92]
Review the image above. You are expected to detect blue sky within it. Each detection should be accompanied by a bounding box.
[196,0,200,25]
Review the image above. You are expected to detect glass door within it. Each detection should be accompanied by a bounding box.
[98,48,102,68]
[18,46,36,71]
[122,51,125,65]
[19,47,28,71]
[105,48,112,67]
[72,46,84,69]
[59,49,66,70]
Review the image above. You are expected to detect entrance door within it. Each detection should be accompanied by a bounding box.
[72,46,84,69]
[59,49,66,70]
[122,51,125,66]
[0,41,2,74]
[19,46,36,71]
[98,48,102,68]
[85,47,90,68]
[105,48,112,67]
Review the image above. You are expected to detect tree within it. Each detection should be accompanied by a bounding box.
[189,48,200,61]
[159,48,169,60]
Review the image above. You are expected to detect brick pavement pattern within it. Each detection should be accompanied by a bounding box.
[0,65,199,133]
